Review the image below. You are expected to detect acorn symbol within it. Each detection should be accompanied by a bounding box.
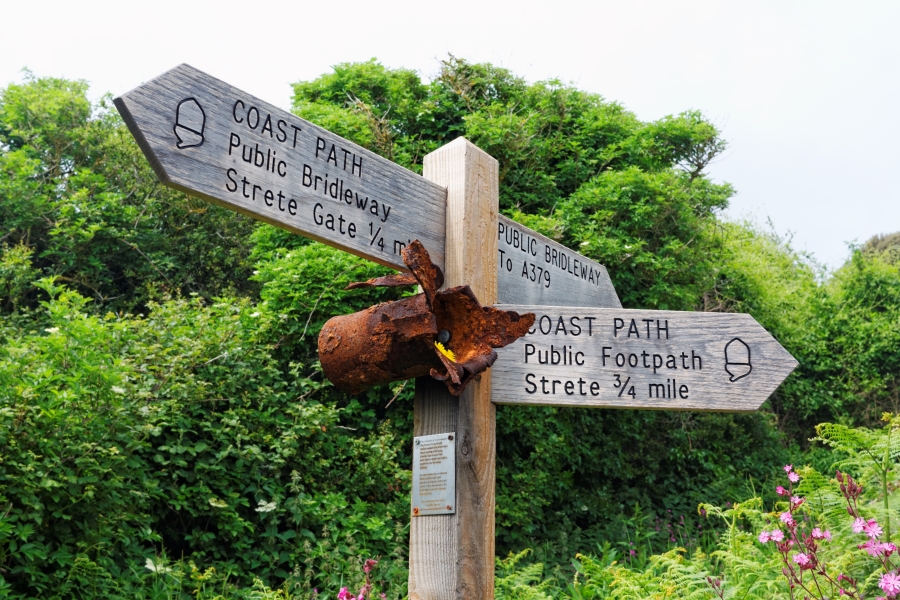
[173,98,205,149]
[724,338,752,382]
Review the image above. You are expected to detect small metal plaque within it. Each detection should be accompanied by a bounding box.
[411,432,456,516]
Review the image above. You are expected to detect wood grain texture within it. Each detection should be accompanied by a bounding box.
[492,306,799,411]
[410,138,498,600]
[497,215,620,308]
[434,138,499,298]
[114,64,446,271]
[411,378,459,599]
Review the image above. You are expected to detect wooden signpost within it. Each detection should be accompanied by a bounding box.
[117,65,798,600]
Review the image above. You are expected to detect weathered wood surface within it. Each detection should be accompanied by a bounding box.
[114,64,446,271]
[496,215,620,308]
[411,378,462,599]
[410,138,498,600]
[492,306,798,412]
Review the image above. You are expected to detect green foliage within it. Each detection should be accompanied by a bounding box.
[863,231,900,260]
[494,418,900,599]
[2,58,897,598]
[250,236,403,361]
[0,73,258,312]
[0,72,91,161]
[814,414,900,542]
[556,168,731,310]
[823,250,900,418]
[495,550,554,600]
[0,279,410,598]
[494,406,791,561]
[0,243,35,313]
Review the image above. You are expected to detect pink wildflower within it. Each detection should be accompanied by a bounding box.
[824,530,832,540]
[338,588,353,600]
[811,527,825,539]
[770,529,785,542]
[788,471,800,483]
[881,572,900,596]
[859,539,882,557]
[784,464,793,473]
[881,542,898,556]
[791,496,805,508]
[852,517,866,533]
[776,485,788,496]
[758,531,770,543]
[780,512,795,526]
[864,519,884,539]
[792,552,811,567]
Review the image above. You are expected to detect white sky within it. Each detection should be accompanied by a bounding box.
[2,0,897,269]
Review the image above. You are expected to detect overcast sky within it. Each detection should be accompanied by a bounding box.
[3,0,896,269]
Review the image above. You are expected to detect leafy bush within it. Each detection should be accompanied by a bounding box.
[0,73,258,313]
[0,274,410,598]
[710,223,900,437]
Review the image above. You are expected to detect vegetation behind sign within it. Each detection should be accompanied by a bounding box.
[1,60,899,597]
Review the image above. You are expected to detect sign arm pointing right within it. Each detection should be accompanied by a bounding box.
[491,306,798,412]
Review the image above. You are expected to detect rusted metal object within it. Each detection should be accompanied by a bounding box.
[318,240,535,396]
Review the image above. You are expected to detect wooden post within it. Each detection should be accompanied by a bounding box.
[409,138,499,600]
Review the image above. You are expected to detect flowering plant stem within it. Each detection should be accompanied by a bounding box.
[751,466,862,599]
[884,425,893,543]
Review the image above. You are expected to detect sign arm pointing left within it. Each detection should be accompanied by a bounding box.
[114,64,448,272]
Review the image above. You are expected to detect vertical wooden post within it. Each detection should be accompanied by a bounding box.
[409,137,499,600]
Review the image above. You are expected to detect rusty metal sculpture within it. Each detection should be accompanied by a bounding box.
[318,240,535,396]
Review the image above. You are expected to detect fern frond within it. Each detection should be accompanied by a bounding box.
[495,549,554,600]
[813,422,876,454]
[794,467,847,521]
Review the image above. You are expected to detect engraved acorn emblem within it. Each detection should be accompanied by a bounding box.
[173,98,205,149]
[724,338,752,382]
